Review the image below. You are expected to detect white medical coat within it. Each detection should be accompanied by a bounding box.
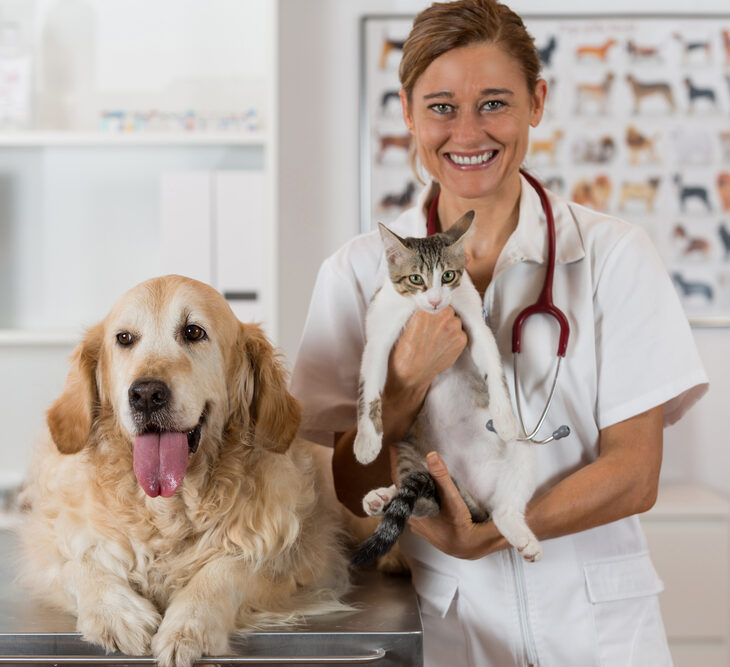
[290,175,708,666]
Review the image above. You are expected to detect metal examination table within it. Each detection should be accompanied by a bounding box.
[0,530,423,666]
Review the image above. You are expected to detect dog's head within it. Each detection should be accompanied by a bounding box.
[46,275,300,498]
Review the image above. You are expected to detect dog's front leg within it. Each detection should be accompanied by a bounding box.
[151,555,246,667]
[63,558,162,656]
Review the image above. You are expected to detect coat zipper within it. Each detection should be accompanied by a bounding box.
[509,547,539,666]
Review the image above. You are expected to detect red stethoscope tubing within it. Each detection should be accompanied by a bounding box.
[426,168,570,358]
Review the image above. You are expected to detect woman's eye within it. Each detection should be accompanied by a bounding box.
[481,100,505,112]
[184,324,207,342]
[429,103,453,115]
[116,332,134,346]
[408,274,424,285]
[442,270,456,284]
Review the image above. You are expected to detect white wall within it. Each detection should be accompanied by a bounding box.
[277,0,730,497]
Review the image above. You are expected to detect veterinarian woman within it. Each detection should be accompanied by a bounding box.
[291,1,708,664]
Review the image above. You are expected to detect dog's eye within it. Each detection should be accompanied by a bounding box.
[116,332,134,346]
[184,324,207,342]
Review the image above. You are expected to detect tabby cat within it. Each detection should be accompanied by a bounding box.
[351,212,542,566]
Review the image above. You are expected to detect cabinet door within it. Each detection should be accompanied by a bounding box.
[215,171,267,325]
[160,171,213,285]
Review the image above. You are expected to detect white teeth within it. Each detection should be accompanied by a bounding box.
[449,150,495,165]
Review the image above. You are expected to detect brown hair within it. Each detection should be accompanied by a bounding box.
[399,0,541,101]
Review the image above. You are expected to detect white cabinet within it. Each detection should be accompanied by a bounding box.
[0,0,278,485]
[640,483,730,667]
[160,169,272,325]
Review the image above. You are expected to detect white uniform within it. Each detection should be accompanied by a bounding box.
[290,174,708,667]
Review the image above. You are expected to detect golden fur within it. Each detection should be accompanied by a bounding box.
[18,275,351,667]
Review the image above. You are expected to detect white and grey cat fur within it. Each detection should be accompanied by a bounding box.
[351,212,542,566]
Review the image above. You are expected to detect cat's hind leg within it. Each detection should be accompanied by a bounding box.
[490,444,542,562]
[491,508,542,562]
[362,484,397,516]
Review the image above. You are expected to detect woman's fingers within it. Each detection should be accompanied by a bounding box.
[389,308,467,387]
[424,451,472,521]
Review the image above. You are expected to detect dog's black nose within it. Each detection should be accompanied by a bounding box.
[129,379,170,416]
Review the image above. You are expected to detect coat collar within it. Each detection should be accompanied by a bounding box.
[494,173,586,277]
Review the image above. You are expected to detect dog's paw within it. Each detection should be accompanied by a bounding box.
[78,592,161,656]
[490,404,521,443]
[152,615,230,667]
[362,485,397,516]
[353,424,382,465]
[517,537,543,563]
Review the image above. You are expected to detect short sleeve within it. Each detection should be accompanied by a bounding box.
[594,226,708,429]
[289,256,369,446]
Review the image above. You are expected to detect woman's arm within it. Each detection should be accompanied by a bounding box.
[332,307,467,515]
[408,405,664,558]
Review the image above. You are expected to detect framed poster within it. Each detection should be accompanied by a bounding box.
[360,14,730,325]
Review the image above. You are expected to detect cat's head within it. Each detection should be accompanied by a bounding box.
[378,210,475,313]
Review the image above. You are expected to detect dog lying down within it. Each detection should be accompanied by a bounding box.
[18,275,353,667]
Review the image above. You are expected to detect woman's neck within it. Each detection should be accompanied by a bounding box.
[428,173,522,296]
[437,174,522,259]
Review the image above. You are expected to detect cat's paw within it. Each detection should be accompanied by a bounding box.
[362,485,397,516]
[354,423,382,464]
[517,537,543,563]
[490,403,521,443]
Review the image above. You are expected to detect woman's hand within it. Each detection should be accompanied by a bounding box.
[388,307,467,391]
[407,452,503,560]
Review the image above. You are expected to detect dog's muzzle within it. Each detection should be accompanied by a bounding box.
[128,378,206,498]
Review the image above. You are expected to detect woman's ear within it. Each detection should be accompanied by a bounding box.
[47,323,104,454]
[530,78,548,127]
[231,323,301,453]
[399,89,415,133]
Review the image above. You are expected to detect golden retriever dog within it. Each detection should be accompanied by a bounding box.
[18,275,351,667]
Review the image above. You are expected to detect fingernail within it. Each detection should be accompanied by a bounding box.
[426,451,442,469]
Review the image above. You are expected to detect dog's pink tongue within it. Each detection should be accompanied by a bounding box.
[133,432,189,498]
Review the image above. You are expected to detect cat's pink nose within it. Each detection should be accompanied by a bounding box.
[428,297,441,308]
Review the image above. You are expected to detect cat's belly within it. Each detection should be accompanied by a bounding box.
[415,364,505,506]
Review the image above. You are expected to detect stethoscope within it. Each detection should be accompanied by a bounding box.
[426,169,571,444]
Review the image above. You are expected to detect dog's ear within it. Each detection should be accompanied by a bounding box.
[47,323,103,454]
[232,323,301,453]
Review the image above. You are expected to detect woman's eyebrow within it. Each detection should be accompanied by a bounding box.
[422,88,515,100]
[481,88,514,96]
[423,91,454,100]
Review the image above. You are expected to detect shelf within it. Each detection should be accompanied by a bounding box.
[0,131,269,147]
[0,329,79,346]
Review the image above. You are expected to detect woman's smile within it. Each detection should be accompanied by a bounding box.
[445,149,498,168]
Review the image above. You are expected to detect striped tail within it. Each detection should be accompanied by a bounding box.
[350,470,438,567]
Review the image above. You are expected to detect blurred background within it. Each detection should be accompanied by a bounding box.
[0,1,728,663]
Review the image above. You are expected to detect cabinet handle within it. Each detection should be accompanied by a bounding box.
[0,649,387,664]
[224,291,259,302]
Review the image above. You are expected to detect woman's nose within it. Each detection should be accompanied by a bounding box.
[451,110,485,145]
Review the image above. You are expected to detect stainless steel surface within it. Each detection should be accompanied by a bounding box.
[0,652,386,664]
[0,529,422,666]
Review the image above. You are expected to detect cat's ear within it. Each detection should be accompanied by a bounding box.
[444,211,475,245]
[378,223,411,264]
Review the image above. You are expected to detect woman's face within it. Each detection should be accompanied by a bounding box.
[401,42,546,201]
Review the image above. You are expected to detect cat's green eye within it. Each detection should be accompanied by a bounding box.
[408,274,424,286]
[442,270,456,284]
